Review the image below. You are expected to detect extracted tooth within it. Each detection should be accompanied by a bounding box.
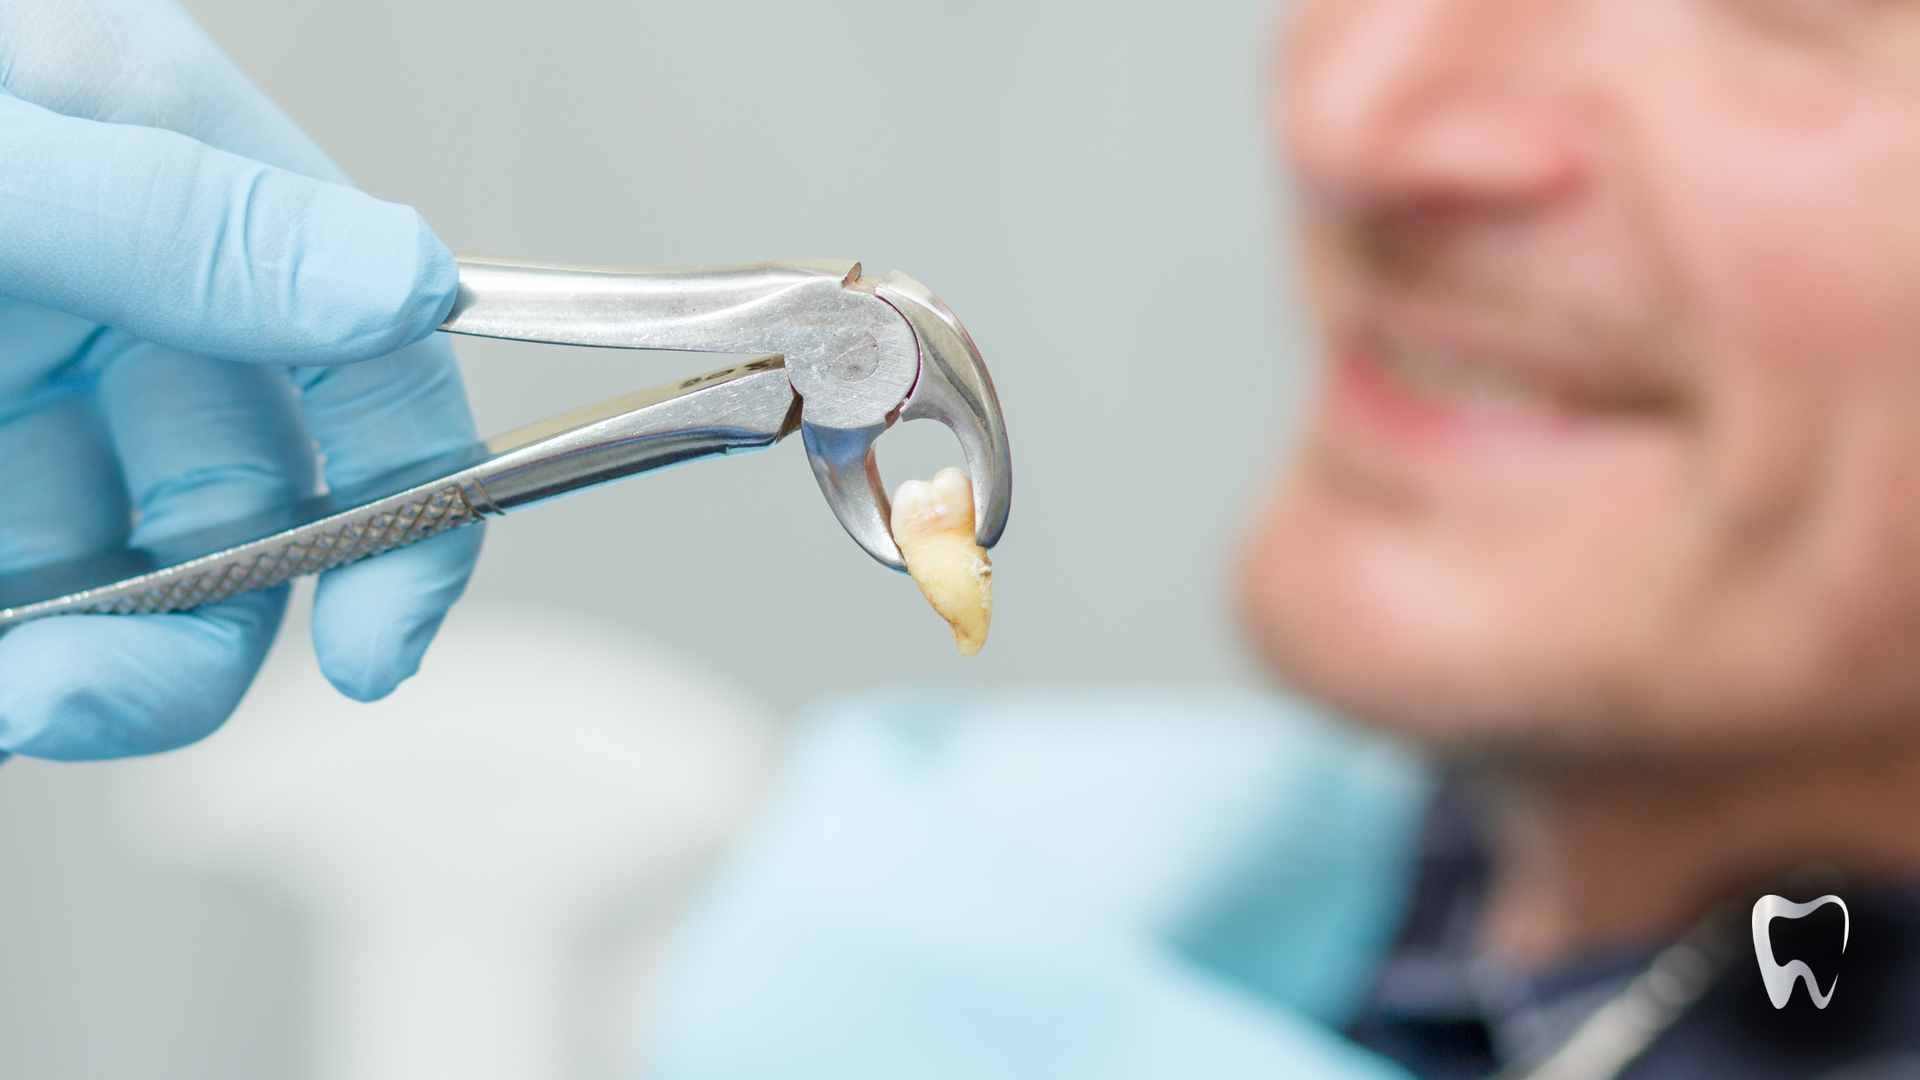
[891,467,993,656]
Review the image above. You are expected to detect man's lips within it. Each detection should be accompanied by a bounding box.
[1327,338,1578,446]
[1321,317,1682,452]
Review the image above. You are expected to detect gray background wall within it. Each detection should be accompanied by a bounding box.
[0,0,1315,1076]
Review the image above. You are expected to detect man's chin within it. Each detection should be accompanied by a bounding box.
[1239,484,1731,764]
[1242,507,1524,746]
[1242,529,1904,767]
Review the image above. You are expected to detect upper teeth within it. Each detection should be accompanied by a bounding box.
[1376,339,1552,410]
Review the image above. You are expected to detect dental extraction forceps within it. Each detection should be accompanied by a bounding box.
[0,257,1011,627]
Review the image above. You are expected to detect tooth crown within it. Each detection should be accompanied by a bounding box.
[892,467,974,541]
[892,467,993,657]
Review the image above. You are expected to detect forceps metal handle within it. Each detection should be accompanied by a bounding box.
[441,255,920,432]
[0,361,797,629]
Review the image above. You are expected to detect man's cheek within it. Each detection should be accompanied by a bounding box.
[1655,73,1920,387]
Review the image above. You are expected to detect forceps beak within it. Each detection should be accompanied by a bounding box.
[803,269,1012,572]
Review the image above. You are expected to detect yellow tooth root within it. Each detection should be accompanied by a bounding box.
[891,467,993,656]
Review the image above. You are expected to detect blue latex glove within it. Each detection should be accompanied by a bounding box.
[645,690,1434,1080]
[0,0,483,761]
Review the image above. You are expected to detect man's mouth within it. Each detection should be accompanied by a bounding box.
[1363,328,1561,415]
[1324,313,1681,452]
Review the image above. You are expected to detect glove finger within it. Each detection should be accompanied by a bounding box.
[0,335,323,761]
[292,334,479,489]
[90,331,317,545]
[0,388,128,574]
[0,92,456,366]
[0,391,120,761]
[0,351,278,761]
[311,528,484,702]
[0,0,347,183]
[0,312,119,763]
[0,593,286,760]
[297,333,485,700]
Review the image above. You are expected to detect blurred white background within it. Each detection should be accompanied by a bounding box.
[0,0,1312,1076]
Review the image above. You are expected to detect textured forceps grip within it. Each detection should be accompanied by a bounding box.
[0,360,799,630]
[116,485,482,614]
[6,486,482,626]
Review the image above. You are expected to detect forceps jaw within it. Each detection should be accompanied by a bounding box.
[876,270,1012,551]
[796,270,1012,571]
[801,420,903,571]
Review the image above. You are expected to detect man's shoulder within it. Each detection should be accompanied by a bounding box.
[776,687,1433,923]
[642,688,1435,1080]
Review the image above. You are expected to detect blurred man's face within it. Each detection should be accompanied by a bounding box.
[1246,0,1920,757]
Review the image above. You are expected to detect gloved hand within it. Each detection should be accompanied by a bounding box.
[0,0,484,761]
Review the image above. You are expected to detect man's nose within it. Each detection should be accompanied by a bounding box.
[1284,0,1583,209]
